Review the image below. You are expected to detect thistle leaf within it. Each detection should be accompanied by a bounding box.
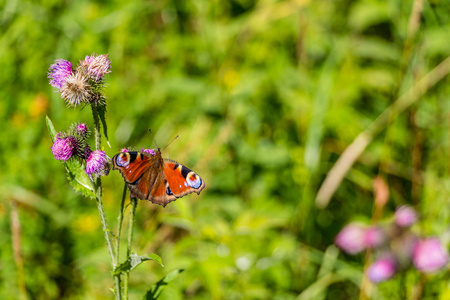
[143,269,185,300]
[97,103,111,147]
[113,253,164,276]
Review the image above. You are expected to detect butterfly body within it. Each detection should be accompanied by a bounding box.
[112,148,205,207]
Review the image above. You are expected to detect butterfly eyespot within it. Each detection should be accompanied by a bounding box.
[116,154,129,167]
[166,186,173,195]
[187,172,202,189]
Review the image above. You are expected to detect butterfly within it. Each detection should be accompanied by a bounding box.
[112,148,205,207]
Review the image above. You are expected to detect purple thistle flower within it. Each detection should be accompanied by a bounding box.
[48,59,73,89]
[142,148,156,156]
[395,205,417,228]
[80,53,111,81]
[367,256,397,283]
[120,148,129,153]
[413,237,449,273]
[60,72,91,107]
[335,223,367,254]
[51,135,77,162]
[86,150,111,179]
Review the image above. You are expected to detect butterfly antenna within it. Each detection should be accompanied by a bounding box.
[163,135,179,151]
[148,129,159,149]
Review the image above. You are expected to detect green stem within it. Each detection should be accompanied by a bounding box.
[91,103,121,299]
[91,103,102,150]
[115,183,128,264]
[124,198,138,300]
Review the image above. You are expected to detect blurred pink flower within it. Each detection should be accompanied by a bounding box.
[413,237,449,273]
[395,205,417,228]
[367,256,397,283]
[364,226,386,249]
[335,223,367,254]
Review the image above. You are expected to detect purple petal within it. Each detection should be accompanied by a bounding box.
[86,150,111,178]
[51,136,76,162]
[142,148,156,156]
[48,59,73,89]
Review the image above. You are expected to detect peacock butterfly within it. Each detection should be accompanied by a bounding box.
[112,148,205,207]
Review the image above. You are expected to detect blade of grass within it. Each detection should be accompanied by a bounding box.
[316,54,450,208]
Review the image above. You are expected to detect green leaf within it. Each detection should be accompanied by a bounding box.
[46,116,96,199]
[113,253,164,275]
[143,269,184,300]
[147,253,164,267]
[97,103,110,147]
[46,115,58,143]
[65,159,97,199]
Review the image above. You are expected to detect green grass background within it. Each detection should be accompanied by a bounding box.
[1,0,449,299]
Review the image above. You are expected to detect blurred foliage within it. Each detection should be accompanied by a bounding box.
[1,0,450,299]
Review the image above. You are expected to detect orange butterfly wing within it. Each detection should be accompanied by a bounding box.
[163,159,205,197]
[113,150,205,207]
[113,152,151,183]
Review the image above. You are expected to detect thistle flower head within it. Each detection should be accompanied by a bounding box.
[48,59,73,89]
[368,256,397,283]
[395,205,417,228]
[120,148,129,153]
[51,135,77,162]
[335,223,367,254]
[413,237,449,273]
[60,72,91,107]
[86,150,111,179]
[80,53,111,81]
[142,148,156,156]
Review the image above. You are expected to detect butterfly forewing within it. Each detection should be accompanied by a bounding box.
[113,152,151,183]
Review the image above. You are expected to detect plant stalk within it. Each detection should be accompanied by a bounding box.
[124,198,138,300]
[115,183,128,265]
[91,103,121,299]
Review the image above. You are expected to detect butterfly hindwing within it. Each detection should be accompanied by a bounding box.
[147,170,178,207]
[163,159,205,197]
